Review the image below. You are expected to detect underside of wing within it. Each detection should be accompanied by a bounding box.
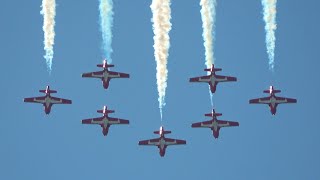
[82,117,104,124]
[164,138,186,146]
[189,75,211,82]
[192,120,213,128]
[217,120,239,127]
[276,96,297,104]
[109,71,130,78]
[82,71,104,78]
[249,97,270,104]
[139,138,160,146]
[216,75,237,82]
[24,96,45,103]
[51,96,72,104]
[109,117,130,125]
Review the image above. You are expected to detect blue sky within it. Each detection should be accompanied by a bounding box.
[1,0,319,179]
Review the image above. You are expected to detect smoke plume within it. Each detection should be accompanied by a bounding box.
[200,0,216,107]
[41,0,56,74]
[150,0,172,120]
[99,0,114,62]
[262,0,277,71]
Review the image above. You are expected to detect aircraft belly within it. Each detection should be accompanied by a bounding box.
[213,125,218,131]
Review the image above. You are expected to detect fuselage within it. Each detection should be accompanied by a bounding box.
[158,135,167,157]
[90,115,112,128]
[90,69,122,81]
[43,95,52,114]
[258,93,288,115]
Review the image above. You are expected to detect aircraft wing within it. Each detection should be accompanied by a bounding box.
[139,138,160,146]
[215,75,237,82]
[108,117,130,125]
[192,120,213,128]
[24,96,46,104]
[82,117,104,124]
[82,70,104,78]
[51,97,72,104]
[109,71,130,78]
[275,96,297,104]
[189,75,211,82]
[249,97,270,104]
[164,138,186,146]
[217,120,239,127]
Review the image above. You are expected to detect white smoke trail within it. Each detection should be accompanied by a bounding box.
[41,0,56,74]
[200,0,216,69]
[209,88,213,107]
[99,0,114,63]
[150,0,172,120]
[200,0,216,108]
[262,0,277,71]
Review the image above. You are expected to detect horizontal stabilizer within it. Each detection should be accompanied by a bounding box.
[264,89,281,94]
[97,109,115,114]
[154,130,171,135]
[39,89,57,93]
[205,113,222,117]
[97,64,114,68]
[204,68,221,72]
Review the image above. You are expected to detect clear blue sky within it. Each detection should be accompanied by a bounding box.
[1,0,319,179]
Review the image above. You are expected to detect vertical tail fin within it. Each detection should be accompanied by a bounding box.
[263,86,281,94]
[154,126,171,135]
[205,109,222,117]
[204,64,221,72]
[154,130,171,135]
[97,106,115,114]
[39,86,57,94]
[97,59,114,69]
[205,112,222,117]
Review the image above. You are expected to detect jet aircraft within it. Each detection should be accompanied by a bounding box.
[138,126,186,157]
[249,86,297,115]
[189,64,237,93]
[82,106,129,136]
[191,109,239,139]
[23,86,72,114]
[82,59,130,89]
